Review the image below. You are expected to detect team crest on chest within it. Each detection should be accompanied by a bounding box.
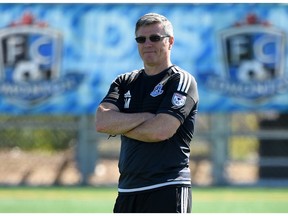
[150,83,164,97]
[172,93,186,108]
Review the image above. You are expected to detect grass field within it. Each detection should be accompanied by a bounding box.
[0,186,287,213]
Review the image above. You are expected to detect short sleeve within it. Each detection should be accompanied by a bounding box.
[101,75,125,110]
[157,71,198,124]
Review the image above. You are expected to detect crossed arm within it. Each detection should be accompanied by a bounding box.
[95,102,181,142]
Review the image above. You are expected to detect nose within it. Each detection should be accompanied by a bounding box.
[143,40,153,47]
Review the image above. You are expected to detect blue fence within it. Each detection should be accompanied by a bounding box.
[0,3,287,114]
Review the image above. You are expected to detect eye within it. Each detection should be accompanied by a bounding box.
[149,35,161,42]
[135,36,146,43]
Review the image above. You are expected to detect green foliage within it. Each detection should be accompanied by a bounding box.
[0,116,77,152]
[230,136,259,160]
[0,128,75,151]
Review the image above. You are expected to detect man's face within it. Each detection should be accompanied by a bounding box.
[136,23,173,67]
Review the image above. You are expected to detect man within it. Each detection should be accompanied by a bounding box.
[95,13,198,213]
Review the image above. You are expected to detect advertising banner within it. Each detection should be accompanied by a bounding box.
[0,3,287,114]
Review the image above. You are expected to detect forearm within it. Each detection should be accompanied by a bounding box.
[95,103,155,135]
[124,113,181,142]
[124,122,161,142]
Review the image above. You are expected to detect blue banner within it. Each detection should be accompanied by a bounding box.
[0,3,287,114]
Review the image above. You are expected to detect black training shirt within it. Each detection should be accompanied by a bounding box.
[101,65,198,193]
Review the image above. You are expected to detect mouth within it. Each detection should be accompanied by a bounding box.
[143,50,156,55]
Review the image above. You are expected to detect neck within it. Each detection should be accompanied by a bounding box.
[144,61,173,76]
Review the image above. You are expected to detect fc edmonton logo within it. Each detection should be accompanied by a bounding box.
[0,12,84,106]
[172,93,186,108]
[199,14,288,103]
[150,83,164,97]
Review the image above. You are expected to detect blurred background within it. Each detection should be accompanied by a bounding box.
[0,3,288,188]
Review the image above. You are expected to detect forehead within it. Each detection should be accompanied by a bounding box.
[136,23,164,36]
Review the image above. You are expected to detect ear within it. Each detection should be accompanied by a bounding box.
[168,36,174,50]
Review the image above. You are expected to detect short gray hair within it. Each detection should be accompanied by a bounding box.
[135,13,174,36]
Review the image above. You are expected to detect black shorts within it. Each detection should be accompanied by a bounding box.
[113,186,192,213]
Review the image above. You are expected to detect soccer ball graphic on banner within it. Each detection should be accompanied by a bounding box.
[237,60,271,82]
[13,61,44,82]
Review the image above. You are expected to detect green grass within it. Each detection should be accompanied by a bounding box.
[192,187,288,213]
[0,186,287,213]
[0,187,117,213]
